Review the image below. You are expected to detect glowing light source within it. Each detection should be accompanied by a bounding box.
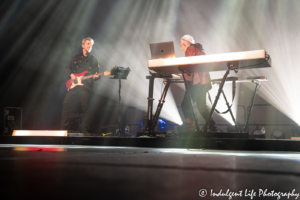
[12,130,67,136]
[158,118,168,132]
[13,147,65,151]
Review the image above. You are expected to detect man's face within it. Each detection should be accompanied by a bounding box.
[180,40,190,53]
[82,40,93,52]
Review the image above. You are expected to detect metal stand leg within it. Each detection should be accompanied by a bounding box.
[244,81,260,133]
[221,90,240,133]
[151,81,171,132]
[179,70,200,132]
[201,65,233,132]
[118,78,122,135]
[146,76,155,133]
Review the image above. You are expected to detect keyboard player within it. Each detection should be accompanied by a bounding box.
[180,35,217,132]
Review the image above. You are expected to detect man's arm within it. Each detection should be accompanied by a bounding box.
[65,56,75,80]
[93,57,100,81]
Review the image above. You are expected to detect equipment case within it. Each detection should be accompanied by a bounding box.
[4,107,22,135]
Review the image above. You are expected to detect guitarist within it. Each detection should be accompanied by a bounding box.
[60,37,100,134]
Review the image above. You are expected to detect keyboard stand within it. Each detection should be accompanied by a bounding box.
[209,75,240,133]
[145,74,172,135]
[243,80,261,133]
[143,62,248,137]
[201,62,239,134]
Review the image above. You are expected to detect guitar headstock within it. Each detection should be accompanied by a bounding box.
[104,71,111,76]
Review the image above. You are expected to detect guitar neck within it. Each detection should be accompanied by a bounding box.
[81,72,104,80]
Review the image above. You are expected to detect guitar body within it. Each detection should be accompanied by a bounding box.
[66,71,88,90]
[66,70,110,90]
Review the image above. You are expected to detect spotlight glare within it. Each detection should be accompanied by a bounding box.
[90,0,182,125]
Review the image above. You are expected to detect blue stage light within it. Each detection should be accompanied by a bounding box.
[158,118,168,132]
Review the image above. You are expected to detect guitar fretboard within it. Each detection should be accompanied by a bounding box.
[80,72,104,80]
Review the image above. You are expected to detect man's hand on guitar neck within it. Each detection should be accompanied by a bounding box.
[93,72,100,81]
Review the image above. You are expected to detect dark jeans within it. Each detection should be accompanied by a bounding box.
[181,84,215,127]
[60,87,91,133]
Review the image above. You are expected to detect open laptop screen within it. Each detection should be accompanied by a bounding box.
[150,41,175,59]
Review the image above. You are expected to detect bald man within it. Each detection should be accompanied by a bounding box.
[180,35,217,132]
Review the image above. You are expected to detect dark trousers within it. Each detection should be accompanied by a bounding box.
[60,87,91,133]
[181,84,215,127]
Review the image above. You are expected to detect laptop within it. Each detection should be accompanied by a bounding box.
[150,41,175,59]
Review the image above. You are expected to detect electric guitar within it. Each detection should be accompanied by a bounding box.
[66,71,110,90]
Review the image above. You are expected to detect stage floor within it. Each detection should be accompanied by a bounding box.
[1,144,300,200]
[1,135,300,151]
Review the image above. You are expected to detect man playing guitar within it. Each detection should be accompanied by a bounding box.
[60,37,100,134]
